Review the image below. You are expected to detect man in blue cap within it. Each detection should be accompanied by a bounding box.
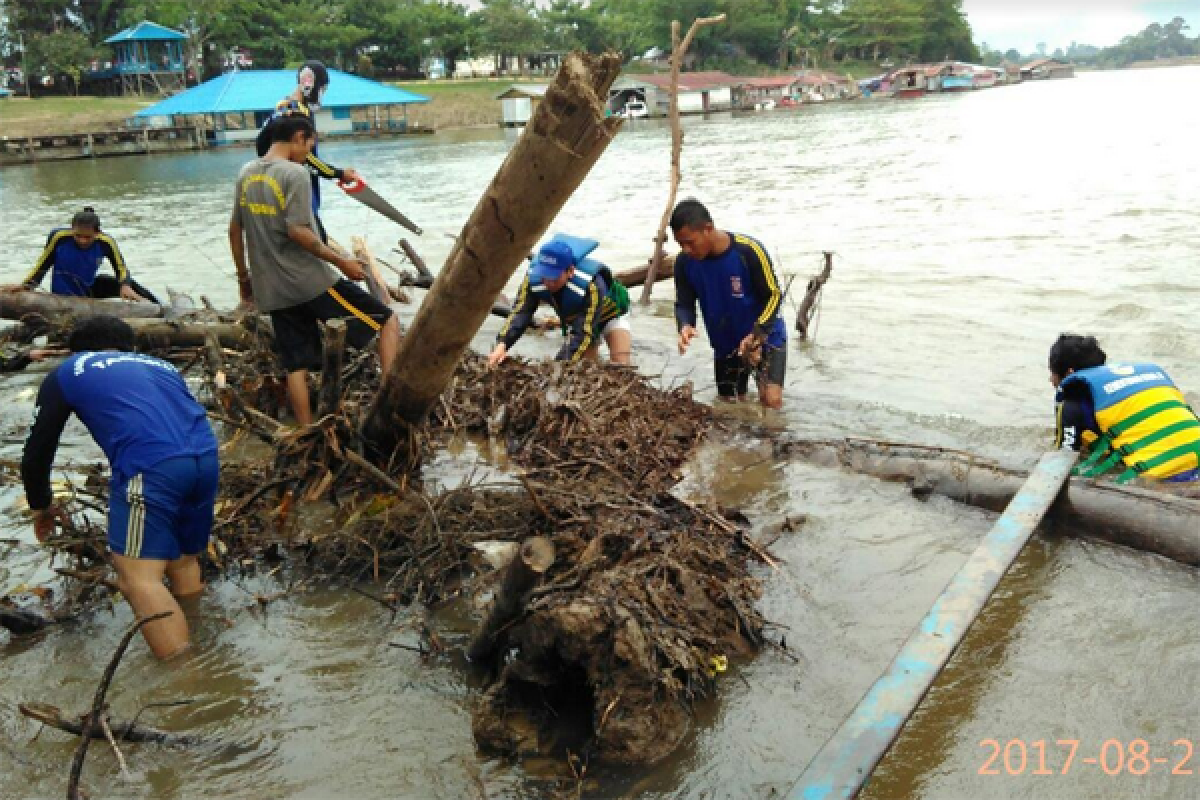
[488,237,632,367]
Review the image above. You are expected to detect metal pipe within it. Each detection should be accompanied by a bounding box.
[788,448,1079,800]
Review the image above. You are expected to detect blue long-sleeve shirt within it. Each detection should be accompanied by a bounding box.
[24,229,130,296]
[674,233,785,358]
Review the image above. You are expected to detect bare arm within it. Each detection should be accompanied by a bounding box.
[287,224,365,281]
[228,218,254,306]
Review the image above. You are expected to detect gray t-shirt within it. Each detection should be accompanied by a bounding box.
[232,158,338,312]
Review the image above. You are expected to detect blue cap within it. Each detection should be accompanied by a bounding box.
[530,240,575,283]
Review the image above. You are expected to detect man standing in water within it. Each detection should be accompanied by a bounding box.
[256,60,360,243]
[21,316,218,659]
[230,114,400,425]
[1049,333,1199,483]
[671,199,786,409]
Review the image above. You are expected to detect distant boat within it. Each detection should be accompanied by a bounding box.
[618,99,649,119]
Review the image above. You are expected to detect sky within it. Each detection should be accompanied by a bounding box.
[961,1,1198,54]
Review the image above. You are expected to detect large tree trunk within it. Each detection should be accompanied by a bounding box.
[777,437,1200,567]
[362,52,623,449]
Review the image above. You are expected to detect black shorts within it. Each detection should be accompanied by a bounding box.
[270,279,392,372]
[714,344,786,398]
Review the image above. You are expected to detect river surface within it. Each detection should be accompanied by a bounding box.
[2,66,1200,799]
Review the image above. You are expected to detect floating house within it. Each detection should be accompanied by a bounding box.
[886,66,931,98]
[793,70,856,101]
[735,76,802,108]
[92,21,188,96]
[1020,58,1076,80]
[133,69,430,143]
[496,84,548,127]
[607,71,739,116]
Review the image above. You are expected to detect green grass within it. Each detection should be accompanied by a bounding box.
[387,78,529,128]
[0,95,154,136]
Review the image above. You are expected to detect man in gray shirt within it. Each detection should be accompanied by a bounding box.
[229,114,400,425]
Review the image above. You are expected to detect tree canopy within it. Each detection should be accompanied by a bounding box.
[1,0,986,84]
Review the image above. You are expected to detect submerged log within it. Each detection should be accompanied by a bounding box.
[0,606,55,634]
[795,251,833,339]
[467,536,555,664]
[362,52,623,448]
[19,703,199,746]
[776,437,1200,567]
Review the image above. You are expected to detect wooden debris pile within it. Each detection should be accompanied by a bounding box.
[4,331,775,769]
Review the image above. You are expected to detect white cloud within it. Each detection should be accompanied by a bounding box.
[963,1,1190,53]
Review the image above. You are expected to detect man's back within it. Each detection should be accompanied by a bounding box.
[55,352,217,482]
[233,157,337,311]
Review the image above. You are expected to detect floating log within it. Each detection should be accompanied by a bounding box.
[392,273,513,318]
[363,51,623,446]
[614,254,675,289]
[0,290,165,323]
[775,437,1200,566]
[128,319,255,351]
[467,536,555,664]
[19,703,199,746]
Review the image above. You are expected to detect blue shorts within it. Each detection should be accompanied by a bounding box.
[109,453,219,560]
[1165,468,1199,483]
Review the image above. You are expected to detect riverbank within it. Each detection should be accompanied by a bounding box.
[0,96,152,136]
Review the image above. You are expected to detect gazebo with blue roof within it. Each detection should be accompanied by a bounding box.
[98,20,188,96]
[134,69,431,144]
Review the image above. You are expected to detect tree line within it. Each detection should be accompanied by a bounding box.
[1,0,978,88]
[977,17,1197,70]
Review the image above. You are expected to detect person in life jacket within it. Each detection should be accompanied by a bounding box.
[488,235,632,367]
[671,199,786,409]
[20,316,219,659]
[255,60,360,243]
[1050,333,1200,483]
[2,207,159,303]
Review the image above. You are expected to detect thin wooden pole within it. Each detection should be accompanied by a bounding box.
[640,14,725,305]
[788,448,1078,800]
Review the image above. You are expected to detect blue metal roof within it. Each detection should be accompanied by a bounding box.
[105,21,187,43]
[135,69,430,117]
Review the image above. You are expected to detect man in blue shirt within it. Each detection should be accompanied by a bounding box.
[6,208,159,303]
[21,316,219,659]
[672,199,787,409]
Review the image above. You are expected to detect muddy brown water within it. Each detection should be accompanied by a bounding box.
[3,66,1200,798]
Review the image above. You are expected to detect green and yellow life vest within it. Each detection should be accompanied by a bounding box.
[1064,363,1200,483]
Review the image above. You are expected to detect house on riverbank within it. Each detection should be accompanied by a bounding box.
[133,69,429,143]
[496,84,547,127]
[607,71,738,116]
[1020,58,1075,80]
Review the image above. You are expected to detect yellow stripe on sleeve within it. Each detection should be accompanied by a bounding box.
[736,234,781,326]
